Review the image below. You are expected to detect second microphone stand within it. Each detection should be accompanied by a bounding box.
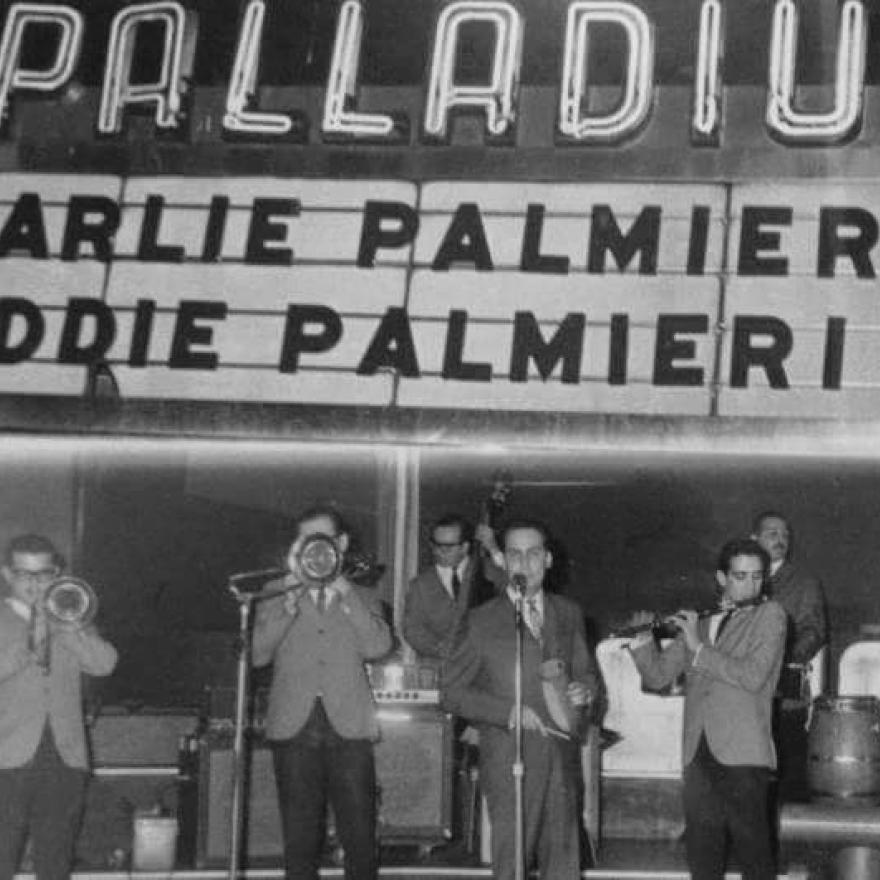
[227,583,257,880]
[512,587,527,880]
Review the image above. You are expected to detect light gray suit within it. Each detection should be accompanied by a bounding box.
[631,599,787,880]
[252,577,392,741]
[0,600,117,769]
[0,598,117,880]
[631,599,787,768]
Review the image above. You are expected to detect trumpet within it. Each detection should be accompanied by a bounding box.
[26,577,98,673]
[609,594,767,639]
[43,577,98,630]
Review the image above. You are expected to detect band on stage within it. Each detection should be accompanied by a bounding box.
[0,504,828,880]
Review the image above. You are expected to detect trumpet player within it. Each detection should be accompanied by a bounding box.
[252,506,392,880]
[0,533,117,880]
[625,538,786,880]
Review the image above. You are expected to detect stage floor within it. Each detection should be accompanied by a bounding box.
[55,839,816,880]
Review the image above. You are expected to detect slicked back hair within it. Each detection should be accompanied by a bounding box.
[500,518,550,551]
[4,533,63,568]
[717,537,770,577]
[430,514,473,544]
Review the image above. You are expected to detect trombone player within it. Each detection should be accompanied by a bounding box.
[0,533,117,880]
[252,506,392,880]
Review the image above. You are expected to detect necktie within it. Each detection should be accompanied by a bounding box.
[451,570,461,601]
[527,598,543,643]
[714,610,733,644]
[315,588,327,613]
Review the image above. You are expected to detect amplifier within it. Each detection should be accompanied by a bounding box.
[373,688,440,704]
[194,706,453,867]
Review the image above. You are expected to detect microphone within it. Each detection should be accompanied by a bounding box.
[511,574,527,595]
[228,567,287,585]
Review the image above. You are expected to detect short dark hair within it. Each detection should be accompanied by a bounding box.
[294,504,347,539]
[752,510,790,535]
[430,514,473,544]
[500,518,550,550]
[717,537,770,576]
[4,534,63,568]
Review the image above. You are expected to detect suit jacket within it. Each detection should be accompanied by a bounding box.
[403,559,482,660]
[767,561,827,665]
[631,599,787,768]
[441,591,602,742]
[252,576,392,741]
[0,600,117,769]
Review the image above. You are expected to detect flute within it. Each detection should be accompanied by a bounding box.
[609,594,767,639]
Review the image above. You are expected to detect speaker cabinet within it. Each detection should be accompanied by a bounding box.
[90,711,199,766]
[195,707,453,867]
[374,707,454,841]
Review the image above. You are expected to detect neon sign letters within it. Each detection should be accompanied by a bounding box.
[0,0,871,146]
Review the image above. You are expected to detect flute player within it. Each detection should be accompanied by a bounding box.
[625,537,786,880]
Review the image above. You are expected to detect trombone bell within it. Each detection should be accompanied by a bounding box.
[44,577,98,629]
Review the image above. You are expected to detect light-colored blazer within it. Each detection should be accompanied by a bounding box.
[252,576,392,741]
[0,600,117,769]
[631,599,787,768]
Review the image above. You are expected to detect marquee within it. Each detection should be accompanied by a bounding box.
[1,0,879,428]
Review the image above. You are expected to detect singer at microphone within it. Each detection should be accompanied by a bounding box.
[441,518,604,879]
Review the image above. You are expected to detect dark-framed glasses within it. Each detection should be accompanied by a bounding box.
[10,568,58,584]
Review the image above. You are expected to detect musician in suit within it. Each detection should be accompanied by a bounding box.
[0,533,117,880]
[442,519,601,880]
[751,510,828,801]
[404,513,502,661]
[252,506,392,880]
[627,537,787,880]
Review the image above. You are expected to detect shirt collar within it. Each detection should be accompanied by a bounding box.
[436,561,467,588]
[770,559,785,576]
[506,586,544,613]
[4,596,31,621]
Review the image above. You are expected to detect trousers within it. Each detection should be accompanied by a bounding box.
[0,725,88,880]
[683,735,775,880]
[271,698,377,880]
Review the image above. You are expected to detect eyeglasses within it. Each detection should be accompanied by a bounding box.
[431,540,463,550]
[9,568,57,584]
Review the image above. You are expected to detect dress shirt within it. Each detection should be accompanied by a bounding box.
[5,598,30,621]
[506,586,544,641]
[437,562,468,600]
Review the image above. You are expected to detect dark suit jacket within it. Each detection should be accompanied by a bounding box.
[767,561,827,665]
[631,599,787,768]
[403,559,482,660]
[252,576,392,741]
[441,591,601,740]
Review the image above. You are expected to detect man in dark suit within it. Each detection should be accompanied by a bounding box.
[442,519,601,880]
[628,537,787,880]
[253,505,392,880]
[403,513,498,661]
[751,510,828,801]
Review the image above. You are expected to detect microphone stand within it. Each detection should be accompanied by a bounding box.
[227,583,256,880]
[512,582,527,880]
